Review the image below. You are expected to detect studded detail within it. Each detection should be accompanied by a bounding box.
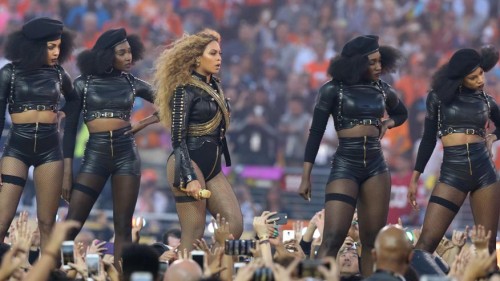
[336,81,344,127]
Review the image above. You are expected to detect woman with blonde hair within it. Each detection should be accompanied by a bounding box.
[154,29,243,250]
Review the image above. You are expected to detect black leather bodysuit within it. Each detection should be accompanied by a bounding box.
[170,72,231,188]
[0,63,75,167]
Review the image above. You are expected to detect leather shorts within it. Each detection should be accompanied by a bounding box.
[328,136,388,185]
[2,123,62,166]
[79,126,141,177]
[439,142,497,192]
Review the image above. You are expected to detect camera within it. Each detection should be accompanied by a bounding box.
[86,253,101,276]
[130,272,153,281]
[225,240,256,256]
[191,250,205,270]
[269,213,288,225]
[61,241,74,268]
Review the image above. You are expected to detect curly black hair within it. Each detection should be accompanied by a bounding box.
[432,46,499,104]
[76,34,145,75]
[327,45,403,85]
[4,30,74,69]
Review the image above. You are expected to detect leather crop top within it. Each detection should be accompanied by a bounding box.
[75,70,154,122]
[62,70,154,158]
[0,63,75,138]
[304,79,408,163]
[414,87,500,173]
[170,72,231,188]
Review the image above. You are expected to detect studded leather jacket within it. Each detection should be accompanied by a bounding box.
[171,72,231,188]
[0,63,75,140]
[62,70,154,158]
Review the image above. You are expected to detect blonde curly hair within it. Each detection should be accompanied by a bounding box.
[154,29,221,128]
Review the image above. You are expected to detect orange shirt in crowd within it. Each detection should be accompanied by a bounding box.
[395,75,428,108]
[304,59,329,90]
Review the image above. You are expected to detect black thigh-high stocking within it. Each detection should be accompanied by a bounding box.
[111,174,140,266]
[318,179,359,258]
[415,183,467,253]
[469,182,500,254]
[33,160,63,251]
[167,156,206,251]
[206,172,243,239]
[66,173,108,240]
[0,157,28,242]
[357,172,391,276]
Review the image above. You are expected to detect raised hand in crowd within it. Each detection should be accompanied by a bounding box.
[87,239,107,256]
[193,238,223,273]
[0,244,28,281]
[132,216,145,243]
[452,226,469,248]
[202,246,226,279]
[318,256,340,281]
[462,251,497,281]
[159,249,177,264]
[102,259,119,281]
[212,213,234,247]
[271,256,300,280]
[469,224,491,255]
[252,211,277,267]
[67,241,88,280]
[25,220,80,281]
[448,246,473,280]
[233,258,264,281]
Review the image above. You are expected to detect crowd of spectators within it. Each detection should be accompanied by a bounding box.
[1,210,498,280]
[2,0,500,235]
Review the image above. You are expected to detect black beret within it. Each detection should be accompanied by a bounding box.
[341,35,379,58]
[22,17,63,41]
[447,48,481,79]
[92,28,127,51]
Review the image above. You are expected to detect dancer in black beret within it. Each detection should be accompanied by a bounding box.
[299,35,408,276]
[408,46,500,256]
[0,17,76,251]
[62,28,158,265]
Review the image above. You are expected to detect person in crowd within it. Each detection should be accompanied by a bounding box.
[408,46,500,256]
[0,17,76,250]
[154,28,243,251]
[62,28,158,264]
[162,228,181,250]
[298,35,407,276]
[364,225,413,281]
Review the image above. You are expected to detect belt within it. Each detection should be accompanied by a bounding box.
[86,111,130,120]
[338,118,381,128]
[438,127,485,137]
[9,104,57,113]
